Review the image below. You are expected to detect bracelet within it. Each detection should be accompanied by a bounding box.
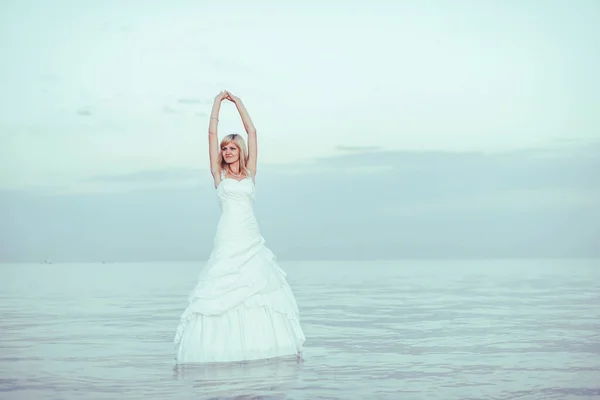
[210,117,219,121]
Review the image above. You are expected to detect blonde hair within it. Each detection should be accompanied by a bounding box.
[219,134,251,176]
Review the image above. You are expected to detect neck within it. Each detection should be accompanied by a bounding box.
[228,163,241,175]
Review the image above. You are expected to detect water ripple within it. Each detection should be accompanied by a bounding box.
[0,259,599,399]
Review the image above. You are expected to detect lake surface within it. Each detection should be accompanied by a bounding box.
[1,259,599,399]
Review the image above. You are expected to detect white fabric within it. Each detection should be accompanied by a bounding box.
[174,176,305,363]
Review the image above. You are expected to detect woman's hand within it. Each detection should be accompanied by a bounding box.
[214,90,228,103]
[224,91,240,103]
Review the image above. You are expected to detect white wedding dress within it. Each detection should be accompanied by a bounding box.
[174,174,305,364]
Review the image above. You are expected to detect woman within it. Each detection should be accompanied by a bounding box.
[174,90,306,364]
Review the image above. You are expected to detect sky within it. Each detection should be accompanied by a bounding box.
[1,0,599,261]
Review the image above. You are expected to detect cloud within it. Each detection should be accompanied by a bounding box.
[162,106,178,114]
[76,109,92,117]
[178,98,211,105]
[80,141,599,198]
[2,143,598,262]
[312,143,600,194]
[335,145,382,152]
[86,168,202,183]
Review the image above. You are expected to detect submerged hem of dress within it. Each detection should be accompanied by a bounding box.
[173,349,304,366]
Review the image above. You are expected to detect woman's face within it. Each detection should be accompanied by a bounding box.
[222,142,240,164]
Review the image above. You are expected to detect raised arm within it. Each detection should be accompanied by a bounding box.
[209,91,227,186]
[225,91,257,176]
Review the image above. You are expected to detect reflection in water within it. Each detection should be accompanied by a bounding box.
[172,355,304,398]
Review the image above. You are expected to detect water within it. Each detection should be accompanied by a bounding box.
[1,259,599,399]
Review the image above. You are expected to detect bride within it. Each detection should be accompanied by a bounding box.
[174,90,306,364]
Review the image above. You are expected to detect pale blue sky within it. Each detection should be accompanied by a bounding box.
[1,0,599,261]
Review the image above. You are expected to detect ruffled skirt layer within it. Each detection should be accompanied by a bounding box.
[174,242,305,364]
